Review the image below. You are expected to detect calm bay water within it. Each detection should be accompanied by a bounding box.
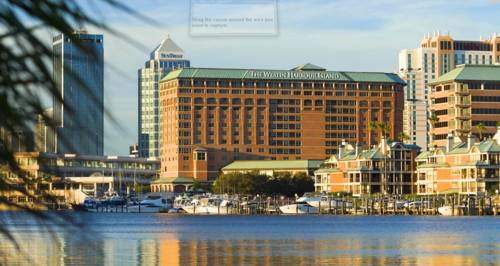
[1,212,499,265]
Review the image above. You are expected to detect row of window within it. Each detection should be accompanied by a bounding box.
[177,79,396,91]
[472,109,500,114]
[472,96,500,102]
[467,82,500,90]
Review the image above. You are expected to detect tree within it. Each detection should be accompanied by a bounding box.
[429,113,439,128]
[429,113,440,143]
[369,121,379,145]
[397,132,410,143]
[211,171,315,197]
[0,0,147,250]
[476,122,486,140]
[378,121,391,138]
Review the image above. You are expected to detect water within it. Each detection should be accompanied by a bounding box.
[1,212,499,265]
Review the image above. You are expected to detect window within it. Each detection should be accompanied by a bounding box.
[196,152,206,160]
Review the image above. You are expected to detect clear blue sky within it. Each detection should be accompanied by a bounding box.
[81,0,500,155]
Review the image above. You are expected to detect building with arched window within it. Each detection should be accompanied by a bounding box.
[158,63,405,183]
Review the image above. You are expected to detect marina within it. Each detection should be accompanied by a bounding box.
[74,192,500,216]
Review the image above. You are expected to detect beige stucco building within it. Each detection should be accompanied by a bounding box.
[398,32,500,150]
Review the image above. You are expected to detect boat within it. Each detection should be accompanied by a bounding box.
[173,194,192,209]
[438,205,465,216]
[296,194,352,210]
[127,195,170,213]
[279,202,319,214]
[182,198,210,214]
[206,199,233,214]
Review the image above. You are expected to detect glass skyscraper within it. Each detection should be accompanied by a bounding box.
[138,35,190,158]
[53,31,104,155]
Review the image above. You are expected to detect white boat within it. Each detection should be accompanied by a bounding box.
[297,195,352,210]
[206,199,233,215]
[127,195,170,213]
[279,202,319,214]
[182,198,210,214]
[438,205,465,216]
[173,195,192,209]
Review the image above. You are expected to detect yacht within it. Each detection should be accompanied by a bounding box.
[438,205,465,216]
[279,202,319,214]
[182,198,210,214]
[206,199,233,215]
[296,194,352,210]
[127,195,170,213]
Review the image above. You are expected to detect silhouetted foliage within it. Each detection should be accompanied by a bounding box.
[0,0,151,253]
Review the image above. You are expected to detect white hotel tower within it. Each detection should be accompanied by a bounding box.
[398,32,500,150]
[138,35,190,158]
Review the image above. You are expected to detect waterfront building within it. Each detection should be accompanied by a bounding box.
[158,64,405,185]
[221,160,323,176]
[35,108,56,153]
[138,35,190,158]
[415,128,500,195]
[429,64,500,147]
[0,152,160,205]
[314,138,420,196]
[398,32,500,150]
[52,30,104,155]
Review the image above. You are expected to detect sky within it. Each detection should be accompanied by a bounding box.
[70,0,500,155]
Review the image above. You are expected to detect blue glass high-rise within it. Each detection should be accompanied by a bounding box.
[53,31,104,155]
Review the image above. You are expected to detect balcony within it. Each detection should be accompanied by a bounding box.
[454,86,470,95]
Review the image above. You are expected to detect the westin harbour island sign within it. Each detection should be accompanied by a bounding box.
[246,70,347,81]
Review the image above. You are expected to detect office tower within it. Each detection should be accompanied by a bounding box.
[35,108,55,153]
[138,35,190,158]
[429,64,500,146]
[159,64,405,184]
[398,32,500,150]
[52,30,104,155]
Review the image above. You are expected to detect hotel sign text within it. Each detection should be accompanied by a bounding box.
[246,70,346,81]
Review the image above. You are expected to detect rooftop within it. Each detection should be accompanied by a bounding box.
[150,34,184,60]
[222,160,324,171]
[161,65,405,84]
[430,64,500,85]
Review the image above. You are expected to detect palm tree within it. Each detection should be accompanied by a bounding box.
[1,0,147,250]
[397,132,410,143]
[429,113,440,128]
[369,121,379,145]
[476,122,486,140]
[378,121,391,138]
[429,113,439,143]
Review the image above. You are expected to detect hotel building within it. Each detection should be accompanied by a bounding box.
[157,64,405,186]
[398,32,500,150]
[429,64,500,146]
[138,35,190,158]
[416,129,500,195]
[314,138,419,196]
[53,31,104,155]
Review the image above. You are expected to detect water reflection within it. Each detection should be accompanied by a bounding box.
[1,214,499,265]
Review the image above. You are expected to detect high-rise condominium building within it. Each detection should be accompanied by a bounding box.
[398,32,500,150]
[159,64,405,184]
[53,31,104,155]
[429,64,500,147]
[138,35,190,158]
[35,108,55,153]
